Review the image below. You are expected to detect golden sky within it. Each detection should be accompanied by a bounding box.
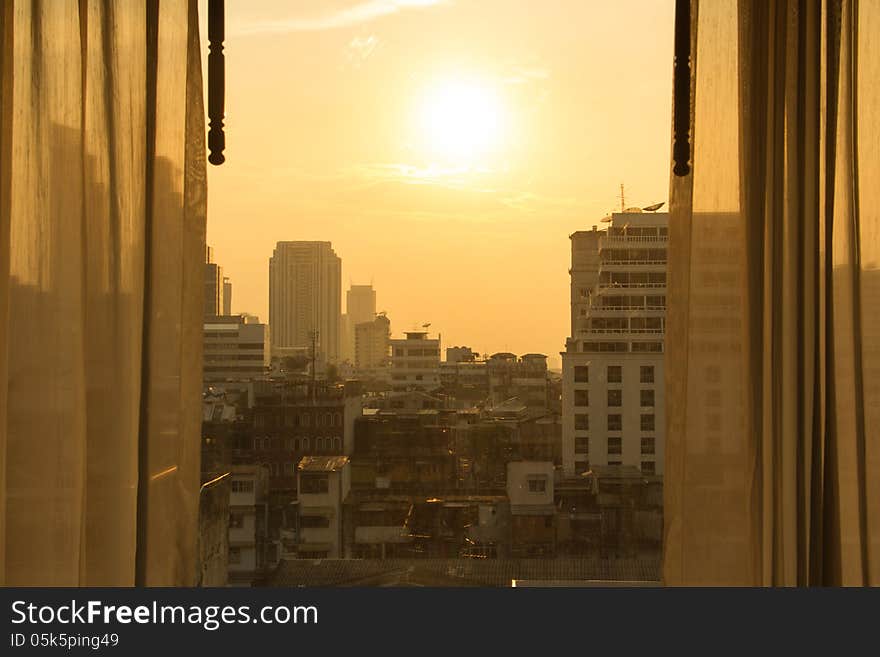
[201,0,675,366]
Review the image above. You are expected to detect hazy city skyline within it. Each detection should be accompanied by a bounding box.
[201,0,675,365]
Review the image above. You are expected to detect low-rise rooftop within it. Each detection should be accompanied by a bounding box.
[297,455,350,472]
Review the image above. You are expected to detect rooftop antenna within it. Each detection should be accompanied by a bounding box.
[619,183,626,213]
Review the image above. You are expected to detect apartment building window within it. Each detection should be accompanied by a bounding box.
[575,413,589,431]
[301,414,311,427]
[228,548,242,565]
[707,389,722,407]
[708,413,722,431]
[640,365,654,383]
[574,365,589,383]
[300,474,329,494]
[641,414,655,431]
[641,437,656,455]
[229,513,244,528]
[574,389,589,407]
[283,462,295,476]
[285,414,296,427]
[608,414,622,431]
[528,476,548,493]
[632,342,663,352]
[608,389,622,407]
[299,515,331,529]
[255,414,266,428]
[231,480,254,493]
[640,389,655,407]
[575,436,589,454]
[608,460,622,467]
[641,461,656,475]
[334,437,342,452]
[607,436,622,455]
[607,365,622,383]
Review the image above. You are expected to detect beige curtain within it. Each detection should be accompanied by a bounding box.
[0,0,206,585]
[664,0,879,585]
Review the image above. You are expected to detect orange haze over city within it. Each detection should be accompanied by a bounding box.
[201,0,675,366]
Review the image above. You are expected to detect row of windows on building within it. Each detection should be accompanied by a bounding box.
[574,436,655,456]
[574,413,656,432]
[573,365,654,384]
[578,341,664,353]
[204,354,265,362]
[574,389,656,407]
[393,348,440,357]
[254,412,343,428]
[573,459,657,475]
[252,436,343,453]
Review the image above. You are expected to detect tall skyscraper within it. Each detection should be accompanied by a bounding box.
[269,241,342,362]
[343,284,377,362]
[223,277,232,315]
[561,210,668,476]
[205,246,224,317]
[347,285,376,326]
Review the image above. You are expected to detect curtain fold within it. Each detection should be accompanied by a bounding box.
[664,0,879,586]
[0,0,205,586]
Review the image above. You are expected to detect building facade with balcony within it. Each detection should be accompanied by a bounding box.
[227,465,269,586]
[296,456,351,558]
[561,210,668,477]
[389,331,441,392]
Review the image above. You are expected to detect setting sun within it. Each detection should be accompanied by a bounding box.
[415,78,506,164]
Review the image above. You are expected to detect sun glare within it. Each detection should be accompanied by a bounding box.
[416,78,506,165]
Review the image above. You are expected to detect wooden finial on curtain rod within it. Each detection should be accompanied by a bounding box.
[672,0,691,176]
[208,0,225,165]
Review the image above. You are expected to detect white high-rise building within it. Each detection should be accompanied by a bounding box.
[389,331,441,391]
[561,210,668,476]
[269,241,341,362]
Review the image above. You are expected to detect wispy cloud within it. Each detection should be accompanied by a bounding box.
[234,0,447,35]
[503,66,551,86]
[345,35,379,68]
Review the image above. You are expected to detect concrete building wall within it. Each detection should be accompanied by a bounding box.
[297,461,351,558]
[507,461,555,506]
[389,331,441,391]
[203,315,270,383]
[354,315,390,372]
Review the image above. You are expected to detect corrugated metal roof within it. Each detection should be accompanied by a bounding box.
[297,455,350,472]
